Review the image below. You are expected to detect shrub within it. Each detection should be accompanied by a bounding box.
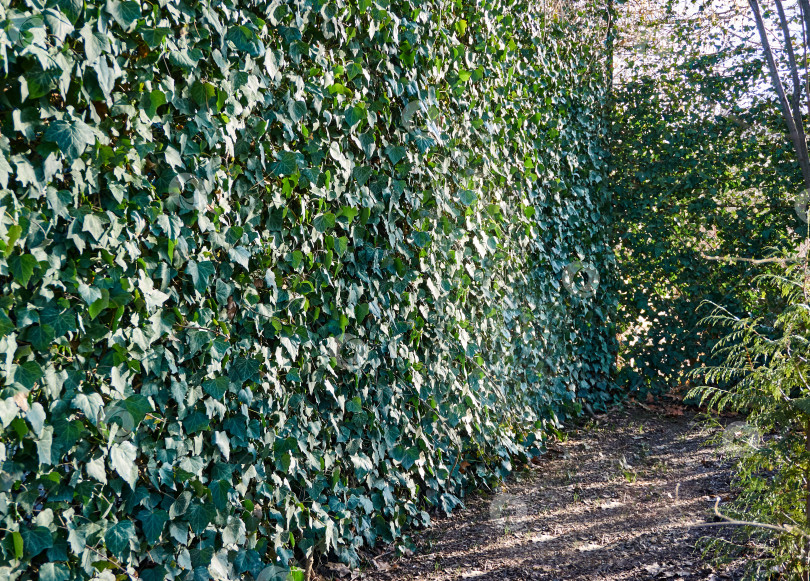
[689,252,810,577]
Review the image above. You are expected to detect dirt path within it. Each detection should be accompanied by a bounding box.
[357,408,747,581]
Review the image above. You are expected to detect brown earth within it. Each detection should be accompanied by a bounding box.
[322,407,753,581]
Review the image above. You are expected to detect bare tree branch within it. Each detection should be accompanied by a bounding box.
[748,0,810,191]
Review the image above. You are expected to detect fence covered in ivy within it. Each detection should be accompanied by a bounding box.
[0,0,613,578]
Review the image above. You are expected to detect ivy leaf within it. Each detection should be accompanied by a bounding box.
[8,254,39,287]
[83,214,104,241]
[14,360,44,389]
[411,231,431,248]
[81,25,109,61]
[138,509,169,544]
[191,81,217,107]
[345,104,365,128]
[104,520,136,557]
[270,151,298,176]
[0,310,15,338]
[141,27,172,48]
[203,377,230,399]
[183,411,210,434]
[229,356,260,384]
[288,100,307,122]
[187,260,216,293]
[209,479,230,510]
[56,0,83,24]
[44,119,95,160]
[109,441,138,488]
[385,145,407,165]
[20,526,52,558]
[105,0,141,32]
[459,190,477,206]
[226,26,262,56]
[40,306,77,337]
[187,503,214,534]
[39,563,70,581]
[352,165,373,186]
[400,446,421,470]
[27,324,55,351]
[313,213,336,233]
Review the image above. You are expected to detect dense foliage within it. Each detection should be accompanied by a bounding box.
[689,255,810,578]
[0,0,612,578]
[611,2,806,395]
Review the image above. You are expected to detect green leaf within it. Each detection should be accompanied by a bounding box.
[146,89,167,117]
[0,310,16,338]
[8,254,39,287]
[190,81,217,108]
[4,224,21,258]
[83,214,104,241]
[27,324,55,351]
[141,27,172,48]
[109,441,138,488]
[138,509,169,544]
[20,526,52,558]
[40,307,77,337]
[352,165,373,186]
[203,377,230,399]
[401,446,420,470]
[229,356,260,384]
[270,151,298,176]
[183,411,210,434]
[226,26,261,55]
[81,25,109,61]
[56,0,83,24]
[186,260,216,293]
[346,396,363,413]
[385,145,407,165]
[313,213,336,233]
[209,479,230,510]
[11,531,22,560]
[14,360,44,389]
[288,100,307,122]
[411,231,431,248]
[39,562,70,581]
[44,119,95,160]
[106,0,141,31]
[104,520,136,557]
[459,190,477,206]
[187,503,214,534]
[345,104,365,128]
[354,303,370,323]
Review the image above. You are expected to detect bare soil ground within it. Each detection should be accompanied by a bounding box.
[343,408,749,581]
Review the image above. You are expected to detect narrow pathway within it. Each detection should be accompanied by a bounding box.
[359,408,747,581]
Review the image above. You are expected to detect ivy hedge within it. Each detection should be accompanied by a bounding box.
[0,0,612,578]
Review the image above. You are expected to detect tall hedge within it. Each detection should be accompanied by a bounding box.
[0,0,612,579]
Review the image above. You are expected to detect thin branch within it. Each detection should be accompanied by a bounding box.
[701,253,801,265]
[691,497,810,539]
[748,0,810,190]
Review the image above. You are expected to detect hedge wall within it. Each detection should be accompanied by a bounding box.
[0,0,612,578]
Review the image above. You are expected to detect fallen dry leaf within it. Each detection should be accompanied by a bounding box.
[13,391,29,412]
